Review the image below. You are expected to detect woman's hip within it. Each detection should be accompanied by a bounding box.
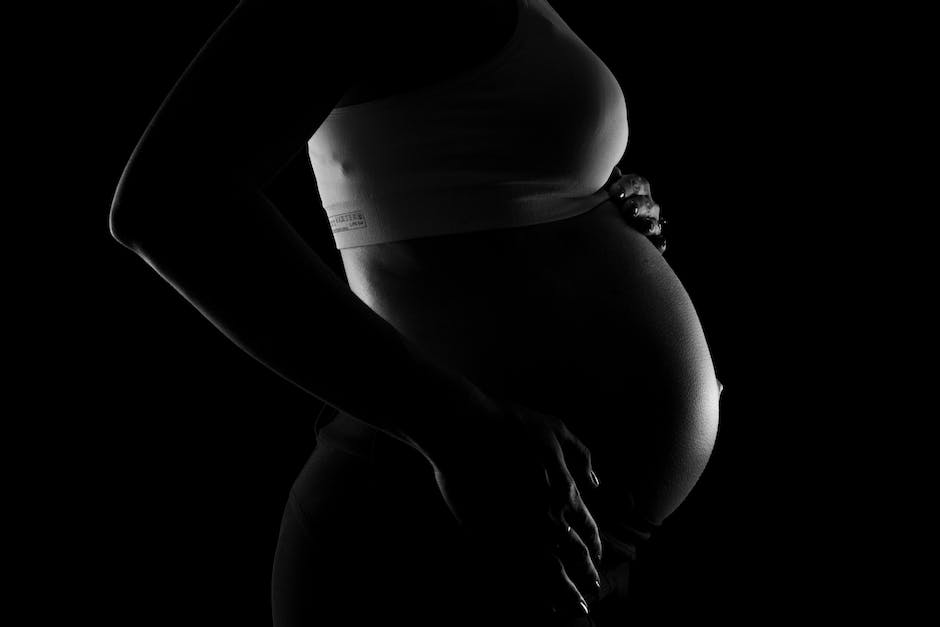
[274,416,491,625]
[278,411,654,624]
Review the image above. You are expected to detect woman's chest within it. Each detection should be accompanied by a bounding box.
[335,0,518,108]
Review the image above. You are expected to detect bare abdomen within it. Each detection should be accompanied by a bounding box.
[340,199,721,525]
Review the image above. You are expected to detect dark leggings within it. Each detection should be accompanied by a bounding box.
[271,407,656,626]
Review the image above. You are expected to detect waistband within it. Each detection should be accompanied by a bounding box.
[313,404,376,460]
[313,406,437,480]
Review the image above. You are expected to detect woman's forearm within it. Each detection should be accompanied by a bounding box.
[110,179,497,464]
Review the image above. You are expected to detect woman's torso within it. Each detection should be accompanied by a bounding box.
[334,0,518,108]
[329,0,720,525]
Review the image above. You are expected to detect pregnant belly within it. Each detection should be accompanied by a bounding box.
[340,199,721,525]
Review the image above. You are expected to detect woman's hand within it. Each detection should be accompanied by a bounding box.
[430,398,604,618]
[604,166,668,253]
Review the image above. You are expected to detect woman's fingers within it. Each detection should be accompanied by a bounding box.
[556,519,602,594]
[542,446,604,577]
[559,425,600,490]
[520,510,599,617]
[553,424,604,562]
[569,488,603,565]
[607,172,651,200]
[607,173,668,253]
[496,405,605,615]
[623,196,668,253]
[621,194,662,224]
[538,550,590,617]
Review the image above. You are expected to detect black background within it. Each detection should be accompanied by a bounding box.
[29,1,884,623]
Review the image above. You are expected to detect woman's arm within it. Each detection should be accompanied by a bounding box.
[108,0,497,464]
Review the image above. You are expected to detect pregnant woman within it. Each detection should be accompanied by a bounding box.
[109,1,721,625]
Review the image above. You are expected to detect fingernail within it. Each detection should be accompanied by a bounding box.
[590,470,600,487]
[580,599,590,615]
[595,577,601,590]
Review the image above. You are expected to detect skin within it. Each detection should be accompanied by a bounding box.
[333,0,721,526]
[335,0,517,108]
[334,0,721,608]
[341,183,720,523]
[109,0,721,619]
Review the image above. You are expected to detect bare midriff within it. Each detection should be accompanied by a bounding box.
[338,197,721,525]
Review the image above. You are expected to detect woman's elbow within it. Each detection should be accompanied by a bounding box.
[109,170,142,248]
[108,147,171,248]
[108,156,216,250]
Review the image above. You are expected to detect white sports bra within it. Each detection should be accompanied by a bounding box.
[308,0,628,249]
